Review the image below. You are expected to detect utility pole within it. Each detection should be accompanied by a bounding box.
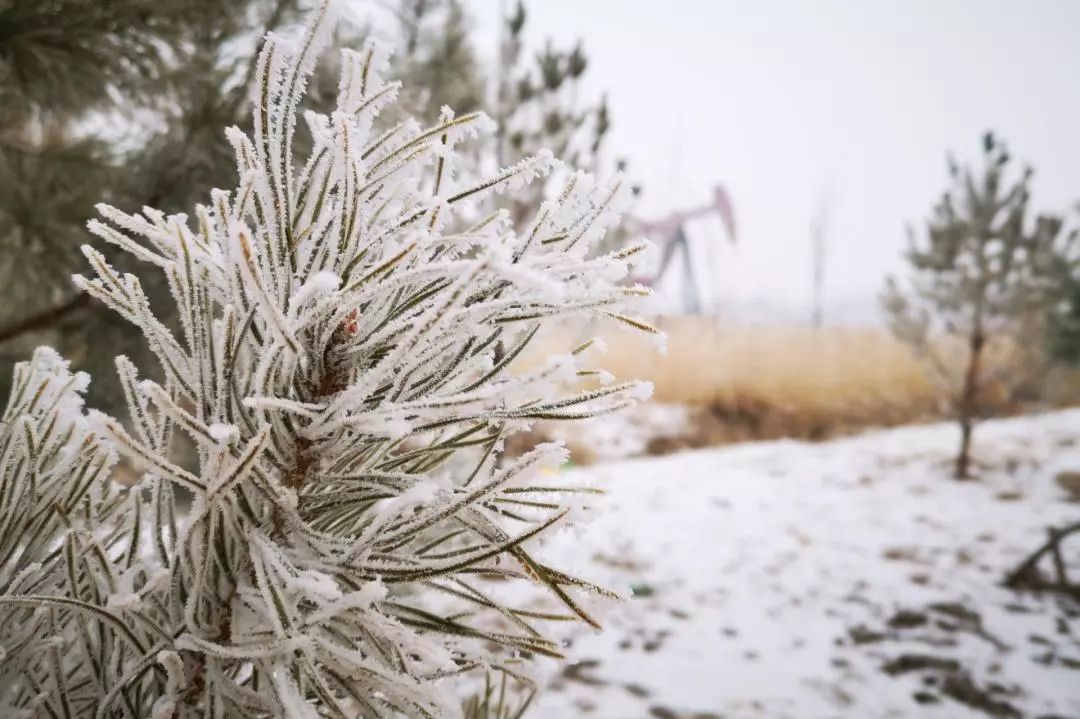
[810,190,830,328]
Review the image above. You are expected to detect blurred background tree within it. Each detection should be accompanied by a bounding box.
[882,132,1080,478]
[1044,207,1080,367]
[0,0,305,407]
[392,0,485,122]
[494,0,616,228]
[385,0,622,228]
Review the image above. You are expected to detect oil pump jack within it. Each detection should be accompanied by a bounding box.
[628,185,737,314]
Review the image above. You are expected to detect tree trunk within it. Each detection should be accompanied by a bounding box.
[955,328,985,479]
[956,418,974,479]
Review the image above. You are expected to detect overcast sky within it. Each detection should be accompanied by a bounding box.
[449,0,1080,322]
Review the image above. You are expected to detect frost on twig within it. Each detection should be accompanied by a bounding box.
[1,2,655,716]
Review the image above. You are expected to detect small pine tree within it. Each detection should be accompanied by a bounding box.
[0,3,656,716]
[1044,208,1080,367]
[494,1,614,229]
[393,0,486,125]
[390,0,621,233]
[882,132,1078,478]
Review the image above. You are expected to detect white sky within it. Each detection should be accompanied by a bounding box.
[348,1,1079,322]
[454,0,1080,322]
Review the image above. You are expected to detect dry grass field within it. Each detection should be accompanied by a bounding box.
[515,316,1073,449]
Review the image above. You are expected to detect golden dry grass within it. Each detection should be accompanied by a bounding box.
[515,316,1055,446]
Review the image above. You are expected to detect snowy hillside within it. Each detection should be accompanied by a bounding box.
[532,410,1080,718]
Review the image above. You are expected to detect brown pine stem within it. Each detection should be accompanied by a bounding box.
[0,293,90,345]
[955,325,985,479]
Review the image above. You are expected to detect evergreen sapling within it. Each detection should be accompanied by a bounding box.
[882,132,1077,478]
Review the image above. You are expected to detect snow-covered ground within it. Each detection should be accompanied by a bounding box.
[532,409,1080,718]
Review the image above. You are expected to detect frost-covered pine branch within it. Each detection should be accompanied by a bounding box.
[0,348,124,715]
[1,2,656,716]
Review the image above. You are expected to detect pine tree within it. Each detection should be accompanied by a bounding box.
[0,3,656,715]
[0,0,624,411]
[0,0,180,355]
[1044,208,1080,366]
[392,0,486,124]
[0,0,304,408]
[882,132,1079,478]
[386,0,620,235]
[494,1,613,229]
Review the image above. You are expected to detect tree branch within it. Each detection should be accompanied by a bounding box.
[1004,521,1080,597]
[0,293,90,345]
